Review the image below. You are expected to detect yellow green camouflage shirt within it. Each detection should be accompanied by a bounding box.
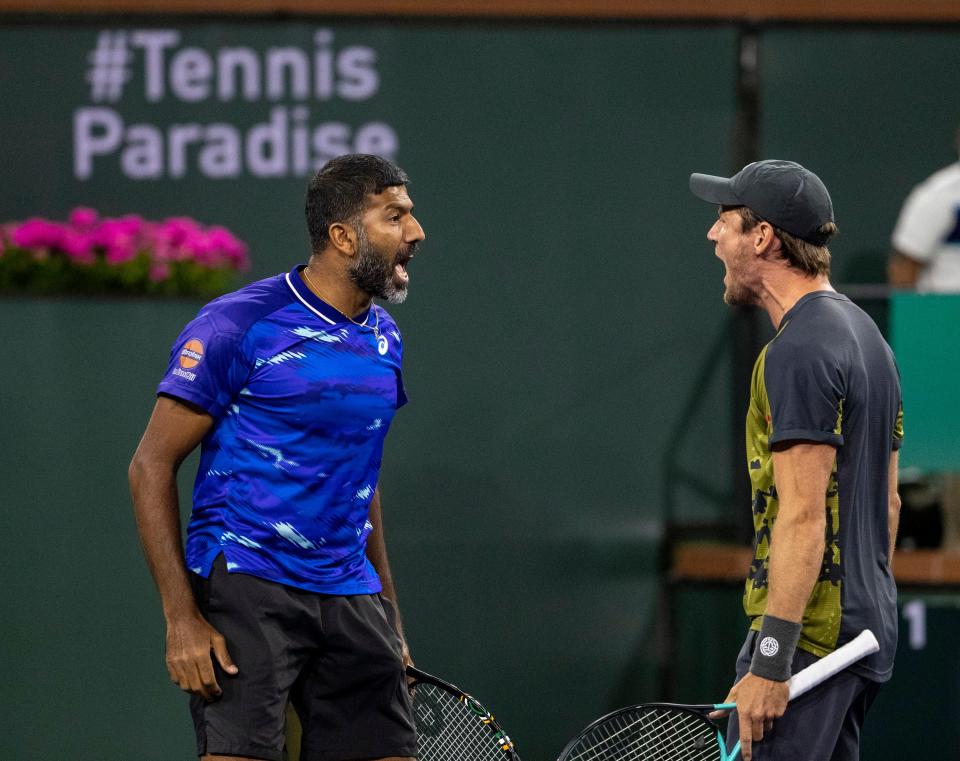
[743,292,903,679]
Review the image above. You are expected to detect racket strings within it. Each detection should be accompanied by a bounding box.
[564,707,721,761]
[412,682,511,761]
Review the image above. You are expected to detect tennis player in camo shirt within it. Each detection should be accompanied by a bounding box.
[690,160,903,761]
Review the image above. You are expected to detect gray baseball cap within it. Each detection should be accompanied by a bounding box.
[689,160,834,245]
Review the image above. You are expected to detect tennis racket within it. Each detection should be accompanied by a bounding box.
[556,629,879,761]
[407,666,521,761]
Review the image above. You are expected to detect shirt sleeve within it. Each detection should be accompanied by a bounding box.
[765,343,845,449]
[892,404,904,451]
[156,309,253,420]
[891,183,955,262]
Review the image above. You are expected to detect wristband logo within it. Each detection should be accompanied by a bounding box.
[759,636,780,657]
[180,338,205,369]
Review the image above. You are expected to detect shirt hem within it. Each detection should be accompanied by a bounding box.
[156,384,221,418]
[769,428,843,448]
[189,550,383,596]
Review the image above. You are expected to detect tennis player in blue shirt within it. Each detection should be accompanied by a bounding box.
[130,154,425,761]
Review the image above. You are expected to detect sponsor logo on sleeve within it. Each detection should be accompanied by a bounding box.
[173,337,204,380]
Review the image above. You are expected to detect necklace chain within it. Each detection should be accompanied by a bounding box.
[301,266,380,338]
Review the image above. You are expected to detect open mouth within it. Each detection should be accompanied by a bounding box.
[394,251,414,284]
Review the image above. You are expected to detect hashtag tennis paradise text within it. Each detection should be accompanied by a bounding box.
[74,29,399,180]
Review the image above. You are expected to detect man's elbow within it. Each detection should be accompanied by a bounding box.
[128,451,148,497]
[128,449,173,498]
[779,498,827,529]
[888,492,902,522]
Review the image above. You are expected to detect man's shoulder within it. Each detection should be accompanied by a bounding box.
[912,161,960,201]
[775,293,851,344]
[766,297,855,374]
[771,292,889,372]
[195,272,295,334]
[767,324,830,365]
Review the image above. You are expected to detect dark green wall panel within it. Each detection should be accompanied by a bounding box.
[759,29,960,284]
[4,19,958,761]
[0,21,739,760]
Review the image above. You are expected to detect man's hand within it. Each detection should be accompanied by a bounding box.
[399,637,413,670]
[165,613,238,701]
[717,673,789,760]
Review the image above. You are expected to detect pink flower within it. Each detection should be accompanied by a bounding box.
[11,218,62,249]
[184,229,215,264]
[160,217,201,247]
[105,243,137,265]
[68,207,98,229]
[206,226,250,269]
[150,218,201,262]
[116,214,145,236]
[149,262,171,282]
[95,220,138,263]
[61,229,96,264]
[5,209,249,296]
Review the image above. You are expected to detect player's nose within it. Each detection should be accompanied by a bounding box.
[405,215,425,244]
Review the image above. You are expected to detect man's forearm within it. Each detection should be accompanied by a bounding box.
[365,487,405,638]
[129,456,198,620]
[765,503,826,623]
[888,451,902,566]
[765,444,834,625]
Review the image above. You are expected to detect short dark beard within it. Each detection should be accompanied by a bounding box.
[722,242,759,306]
[348,225,409,305]
[723,284,756,306]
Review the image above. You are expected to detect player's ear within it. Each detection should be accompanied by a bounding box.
[755,222,779,255]
[328,222,358,257]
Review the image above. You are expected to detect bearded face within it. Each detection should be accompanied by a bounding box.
[708,208,761,308]
[349,223,417,305]
[722,237,760,306]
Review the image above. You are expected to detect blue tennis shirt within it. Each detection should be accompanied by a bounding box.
[156,265,407,595]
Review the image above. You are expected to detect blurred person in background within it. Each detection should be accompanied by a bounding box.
[889,127,960,292]
[889,128,960,551]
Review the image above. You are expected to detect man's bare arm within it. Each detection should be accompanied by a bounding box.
[365,485,411,666]
[725,441,836,760]
[888,450,902,566]
[765,442,836,620]
[888,250,923,288]
[128,395,237,700]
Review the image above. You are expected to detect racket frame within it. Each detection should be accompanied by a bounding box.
[556,629,881,761]
[406,666,521,761]
[556,701,730,761]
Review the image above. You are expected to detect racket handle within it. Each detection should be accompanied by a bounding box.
[787,630,879,701]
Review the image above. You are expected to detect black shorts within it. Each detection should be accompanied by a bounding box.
[723,630,881,761]
[188,554,416,761]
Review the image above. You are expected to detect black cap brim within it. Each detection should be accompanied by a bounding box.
[689,173,741,206]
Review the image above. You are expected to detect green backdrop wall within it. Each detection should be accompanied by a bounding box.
[0,19,957,760]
